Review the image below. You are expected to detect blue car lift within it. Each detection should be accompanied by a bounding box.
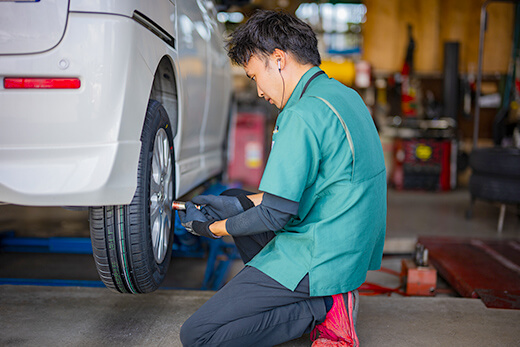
[0,182,241,291]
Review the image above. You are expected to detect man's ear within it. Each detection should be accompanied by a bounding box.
[272,49,286,70]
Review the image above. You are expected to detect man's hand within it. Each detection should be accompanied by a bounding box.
[192,194,254,220]
[178,202,220,239]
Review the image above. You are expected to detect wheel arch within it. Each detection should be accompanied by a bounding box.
[149,55,179,138]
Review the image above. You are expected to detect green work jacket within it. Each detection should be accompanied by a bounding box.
[248,67,387,297]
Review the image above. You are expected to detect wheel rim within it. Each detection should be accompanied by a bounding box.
[149,128,173,264]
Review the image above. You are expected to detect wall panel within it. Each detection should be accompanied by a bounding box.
[363,0,515,74]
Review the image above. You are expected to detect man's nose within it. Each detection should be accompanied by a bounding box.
[257,85,264,98]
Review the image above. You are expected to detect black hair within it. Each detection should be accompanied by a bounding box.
[226,10,321,67]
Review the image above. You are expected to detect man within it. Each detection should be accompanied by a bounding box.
[179,10,386,347]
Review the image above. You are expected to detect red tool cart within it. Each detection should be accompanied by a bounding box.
[228,112,266,187]
[392,119,457,191]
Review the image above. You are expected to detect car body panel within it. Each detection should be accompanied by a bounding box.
[0,0,232,206]
[69,0,177,39]
[0,0,69,55]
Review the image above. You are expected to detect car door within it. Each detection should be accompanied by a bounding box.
[199,0,232,167]
[176,0,210,171]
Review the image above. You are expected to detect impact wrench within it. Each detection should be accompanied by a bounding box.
[172,201,201,211]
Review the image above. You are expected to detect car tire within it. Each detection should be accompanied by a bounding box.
[469,147,520,178]
[469,172,520,204]
[89,100,175,293]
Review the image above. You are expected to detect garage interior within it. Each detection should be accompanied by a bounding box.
[1,0,520,346]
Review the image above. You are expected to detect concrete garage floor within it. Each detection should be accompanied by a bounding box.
[1,188,520,346]
[1,286,520,346]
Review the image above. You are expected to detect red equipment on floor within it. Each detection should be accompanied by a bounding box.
[419,236,520,309]
[399,243,437,296]
[401,259,437,296]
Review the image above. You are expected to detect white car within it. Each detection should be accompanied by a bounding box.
[0,0,233,293]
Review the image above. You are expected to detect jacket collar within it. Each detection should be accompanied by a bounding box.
[282,66,323,111]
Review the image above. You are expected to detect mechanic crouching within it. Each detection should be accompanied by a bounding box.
[178,10,386,347]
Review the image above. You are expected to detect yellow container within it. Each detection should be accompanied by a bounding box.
[320,58,356,86]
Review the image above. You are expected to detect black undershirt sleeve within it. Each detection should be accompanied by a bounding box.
[225,193,299,237]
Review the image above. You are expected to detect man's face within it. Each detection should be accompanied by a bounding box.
[243,54,285,109]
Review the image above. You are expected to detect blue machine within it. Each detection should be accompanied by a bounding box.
[0,182,242,291]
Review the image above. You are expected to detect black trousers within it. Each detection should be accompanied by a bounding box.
[179,231,328,347]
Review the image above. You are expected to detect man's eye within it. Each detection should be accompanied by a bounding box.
[251,76,255,81]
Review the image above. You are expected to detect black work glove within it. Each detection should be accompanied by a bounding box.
[188,220,220,239]
[178,202,220,239]
[192,194,254,220]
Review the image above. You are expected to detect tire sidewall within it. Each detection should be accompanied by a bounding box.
[469,148,520,177]
[132,100,175,291]
[470,172,520,204]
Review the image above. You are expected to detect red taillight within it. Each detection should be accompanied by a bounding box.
[4,78,81,89]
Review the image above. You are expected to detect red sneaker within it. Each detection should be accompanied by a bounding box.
[310,290,359,347]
